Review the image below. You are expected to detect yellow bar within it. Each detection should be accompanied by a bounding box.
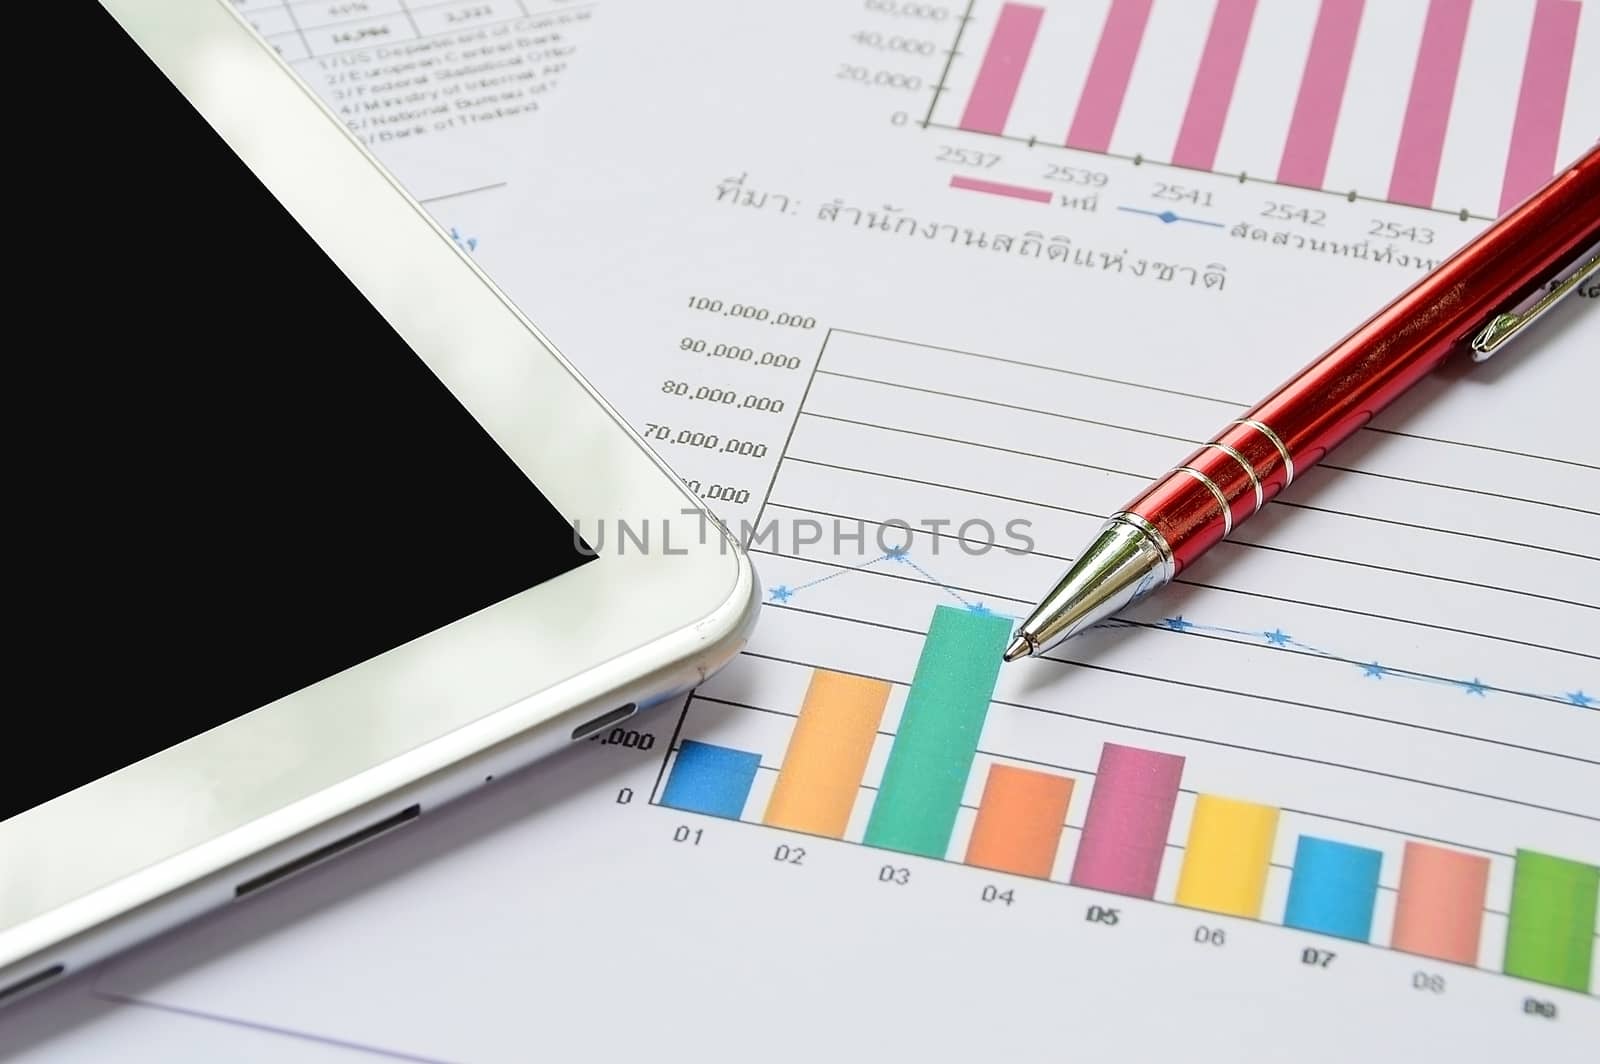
[1175,794,1280,918]
[763,670,891,838]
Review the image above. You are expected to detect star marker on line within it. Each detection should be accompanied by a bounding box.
[1164,616,1194,632]
[768,585,793,603]
[1564,690,1593,707]
[1264,628,1291,646]
[1362,662,1386,679]
[1461,678,1488,697]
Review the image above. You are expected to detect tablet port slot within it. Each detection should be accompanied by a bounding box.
[235,804,420,899]
[0,964,64,1005]
[571,702,637,740]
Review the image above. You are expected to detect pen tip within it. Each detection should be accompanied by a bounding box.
[1003,634,1035,663]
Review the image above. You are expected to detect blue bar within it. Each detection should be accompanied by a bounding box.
[660,740,761,819]
[1284,835,1384,941]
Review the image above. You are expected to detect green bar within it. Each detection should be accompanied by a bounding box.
[1503,849,1599,992]
[863,605,1013,859]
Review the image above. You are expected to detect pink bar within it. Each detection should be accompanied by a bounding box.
[949,174,1053,203]
[1388,0,1473,207]
[960,3,1046,135]
[1069,743,1185,898]
[1065,0,1155,152]
[1277,0,1366,189]
[1172,0,1259,171]
[1499,0,1581,214]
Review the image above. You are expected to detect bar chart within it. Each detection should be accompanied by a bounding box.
[932,0,1593,216]
[660,607,1598,992]
[650,327,1599,996]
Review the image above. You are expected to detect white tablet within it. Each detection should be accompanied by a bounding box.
[0,0,758,1000]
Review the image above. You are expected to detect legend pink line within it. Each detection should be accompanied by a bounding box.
[959,3,1046,135]
[1277,0,1365,189]
[1499,0,1581,214]
[949,175,1053,203]
[1065,0,1154,153]
[1172,0,1259,172]
[1389,0,1473,208]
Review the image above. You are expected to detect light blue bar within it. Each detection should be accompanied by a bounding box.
[660,740,761,819]
[1284,835,1384,941]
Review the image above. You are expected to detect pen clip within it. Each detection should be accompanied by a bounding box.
[1469,248,1598,361]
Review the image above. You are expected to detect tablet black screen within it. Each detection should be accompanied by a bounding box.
[4,10,594,821]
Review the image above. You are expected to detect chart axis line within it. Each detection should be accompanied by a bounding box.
[920,120,1492,223]
[923,0,979,129]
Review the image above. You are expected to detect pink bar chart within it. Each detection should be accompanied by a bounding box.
[1388,0,1472,207]
[959,2,1044,135]
[937,0,1588,217]
[1064,0,1154,153]
[1171,0,1259,172]
[1501,0,1582,212]
[1275,0,1365,190]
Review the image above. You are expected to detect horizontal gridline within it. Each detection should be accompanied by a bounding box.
[751,526,1598,685]
[787,330,1597,633]
[751,542,1596,737]
[825,329,1600,474]
[754,534,1595,669]
[417,182,510,204]
[812,374,1598,521]
[686,688,1552,867]
[259,0,596,57]
[755,527,1593,720]
[797,405,1599,558]
[768,455,1599,652]
[735,608,1598,821]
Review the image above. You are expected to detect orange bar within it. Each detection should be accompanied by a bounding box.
[763,670,890,837]
[964,764,1075,879]
[1391,841,1490,965]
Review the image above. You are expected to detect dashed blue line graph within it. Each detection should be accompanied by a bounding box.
[767,545,998,616]
[764,548,1595,710]
[1145,613,1584,705]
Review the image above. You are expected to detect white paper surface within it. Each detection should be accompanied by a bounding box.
[7,1,1596,1060]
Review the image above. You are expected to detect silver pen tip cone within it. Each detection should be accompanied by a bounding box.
[1006,516,1175,659]
[1003,634,1035,662]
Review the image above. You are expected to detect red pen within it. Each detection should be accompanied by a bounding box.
[1006,143,1600,662]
